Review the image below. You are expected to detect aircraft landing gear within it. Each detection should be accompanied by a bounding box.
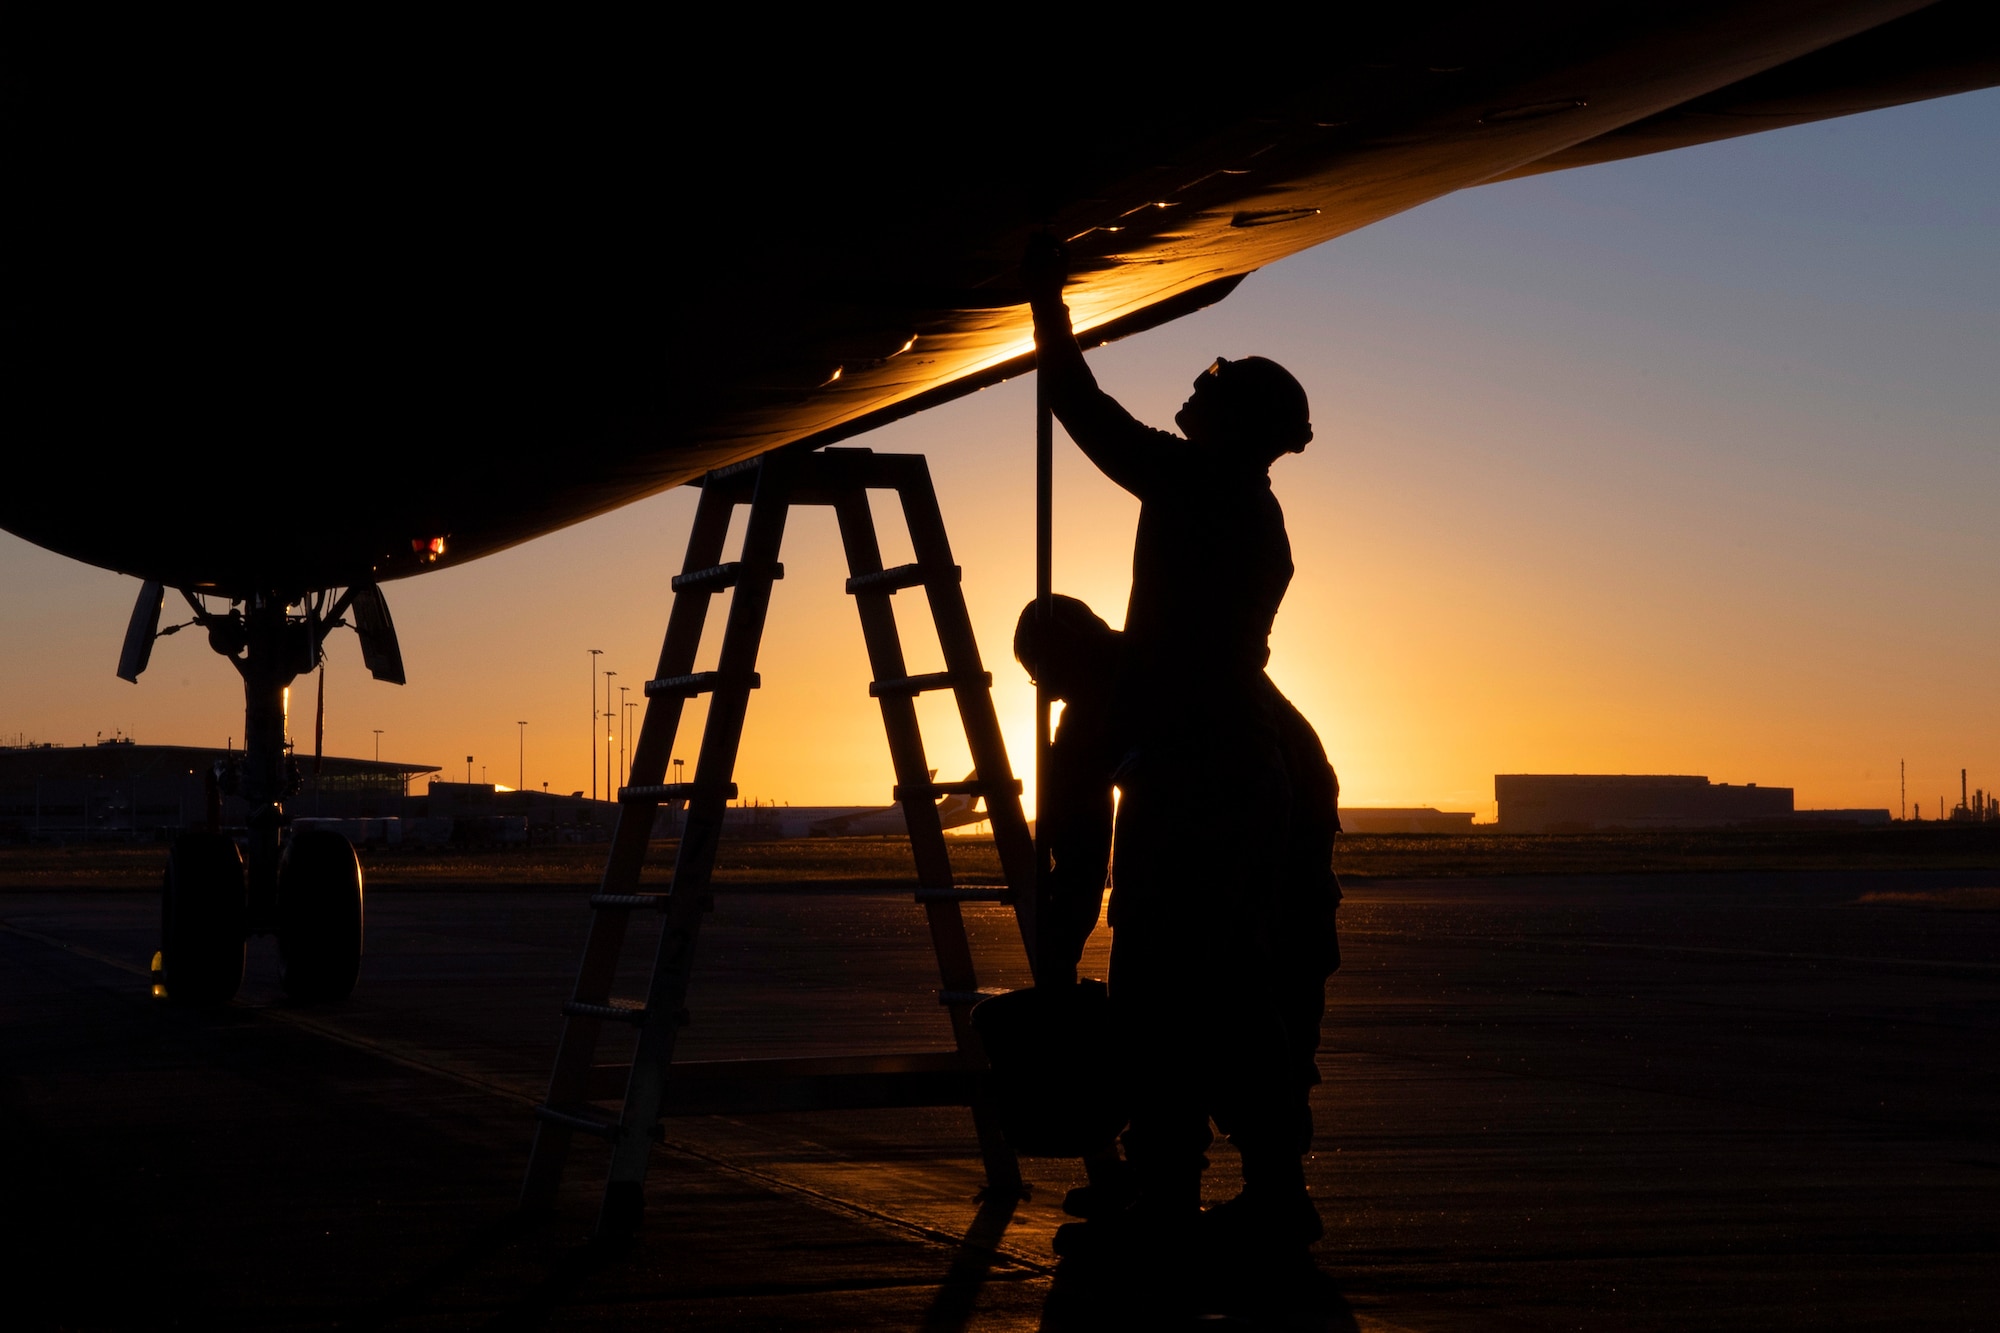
[160,832,247,1005]
[278,829,364,1002]
[130,585,401,1006]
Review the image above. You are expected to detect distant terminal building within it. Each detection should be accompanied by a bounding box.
[1340,807,1478,834]
[0,739,436,840]
[1495,774,1792,833]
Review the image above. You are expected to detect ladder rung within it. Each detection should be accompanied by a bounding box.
[893,777,1023,801]
[938,988,1007,1007]
[915,886,1012,903]
[869,671,991,699]
[646,671,761,698]
[620,782,738,803]
[533,1104,622,1139]
[673,562,783,594]
[563,999,651,1025]
[705,456,768,483]
[586,891,711,912]
[589,892,669,910]
[535,1103,668,1142]
[845,563,960,595]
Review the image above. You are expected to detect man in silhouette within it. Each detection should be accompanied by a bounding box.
[1023,240,1330,1250]
[1014,595,1341,1252]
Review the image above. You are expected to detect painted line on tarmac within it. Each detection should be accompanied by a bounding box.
[0,917,1054,1275]
[1340,928,2000,976]
[658,1136,1054,1276]
[0,918,546,1106]
[0,919,153,976]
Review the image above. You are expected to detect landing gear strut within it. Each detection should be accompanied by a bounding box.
[130,585,402,1006]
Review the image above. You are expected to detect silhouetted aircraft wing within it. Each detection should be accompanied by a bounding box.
[7,3,1994,596]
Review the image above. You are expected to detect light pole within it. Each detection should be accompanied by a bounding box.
[372,728,383,762]
[674,757,685,787]
[618,685,630,787]
[603,669,617,799]
[588,649,603,800]
[625,701,638,785]
[466,755,473,785]
[517,721,527,792]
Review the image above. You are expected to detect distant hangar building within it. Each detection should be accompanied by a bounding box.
[1494,774,1793,832]
[1339,807,1478,834]
[0,739,436,840]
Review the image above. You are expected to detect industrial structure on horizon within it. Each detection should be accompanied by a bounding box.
[1928,768,1996,825]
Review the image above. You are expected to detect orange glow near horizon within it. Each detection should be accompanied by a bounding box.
[2,96,1994,823]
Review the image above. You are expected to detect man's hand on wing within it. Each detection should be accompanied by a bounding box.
[1022,234,1069,313]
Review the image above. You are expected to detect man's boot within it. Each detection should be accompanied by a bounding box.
[1062,1147,1139,1219]
[1203,1150,1322,1251]
[1053,1161,1202,1259]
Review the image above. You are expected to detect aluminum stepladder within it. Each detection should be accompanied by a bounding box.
[520,446,1041,1235]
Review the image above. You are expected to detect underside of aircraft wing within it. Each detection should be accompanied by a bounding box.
[6,2,1994,595]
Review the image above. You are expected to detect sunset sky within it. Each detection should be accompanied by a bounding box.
[4,91,1995,821]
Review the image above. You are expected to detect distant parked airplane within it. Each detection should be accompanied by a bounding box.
[808,774,994,839]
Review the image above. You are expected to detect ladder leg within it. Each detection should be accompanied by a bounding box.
[601,460,795,1235]
[521,924,616,1211]
[598,484,741,895]
[967,1096,1026,1200]
[894,459,1040,970]
[833,488,1023,1199]
[521,482,738,1212]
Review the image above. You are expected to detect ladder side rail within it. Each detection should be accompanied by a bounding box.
[833,485,1025,1200]
[891,457,1041,975]
[600,483,742,899]
[827,487,954,892]
[830,492,983,1028]
[522,482,740,1212]
[603,461,796,1229]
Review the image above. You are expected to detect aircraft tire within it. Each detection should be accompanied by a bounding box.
[160,832,247,1006]
[278,829,364,1003]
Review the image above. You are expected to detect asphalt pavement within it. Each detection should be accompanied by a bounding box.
[3,868,1996,1330]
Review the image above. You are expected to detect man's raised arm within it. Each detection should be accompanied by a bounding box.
[1023,241,1179,498]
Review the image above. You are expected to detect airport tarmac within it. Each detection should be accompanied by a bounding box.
[3,868,1997,1330]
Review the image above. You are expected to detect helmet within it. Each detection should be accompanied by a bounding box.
[1198,355,1313,454]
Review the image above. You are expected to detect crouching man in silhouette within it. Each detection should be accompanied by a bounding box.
[1014,595,1341,1256]
[1022,235,1336,1253]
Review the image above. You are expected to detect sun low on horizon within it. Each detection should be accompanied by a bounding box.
[2,92,1994,822]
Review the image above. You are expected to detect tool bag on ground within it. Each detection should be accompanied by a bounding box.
[971,981,1128,1157]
